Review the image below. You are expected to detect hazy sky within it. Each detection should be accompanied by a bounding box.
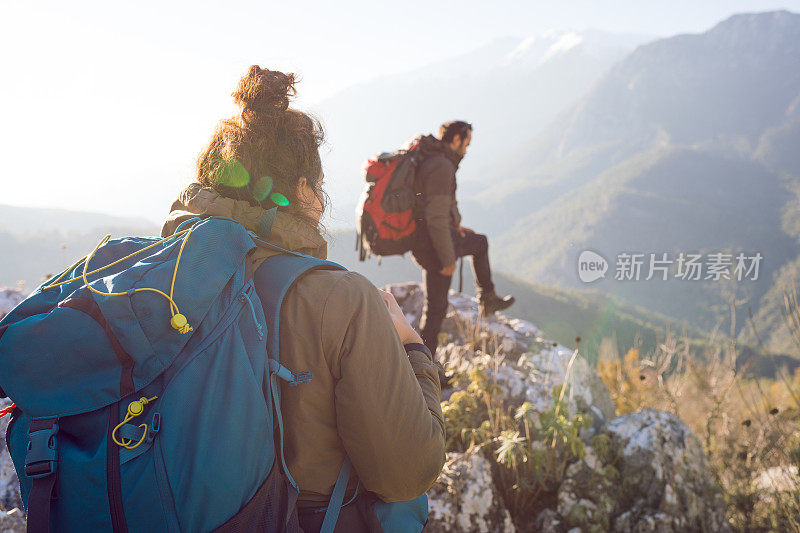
[2,0,799,224]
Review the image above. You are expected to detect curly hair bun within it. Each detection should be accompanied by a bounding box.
[197,65,324,223]
[233,65,296,116]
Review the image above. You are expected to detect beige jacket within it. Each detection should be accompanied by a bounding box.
[161,184,445,506]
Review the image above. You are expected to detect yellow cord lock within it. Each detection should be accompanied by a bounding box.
[127,400,144,417]
[170,314,193,334]
[113,396,159,449]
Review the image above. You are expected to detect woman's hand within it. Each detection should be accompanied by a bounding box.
[439,263,457,276]
[458,225,474,237]
[378,289,424,345]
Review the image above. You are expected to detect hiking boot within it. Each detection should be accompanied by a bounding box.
[479,291,515,317]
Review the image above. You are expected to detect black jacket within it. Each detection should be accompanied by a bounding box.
[414,135,463,268]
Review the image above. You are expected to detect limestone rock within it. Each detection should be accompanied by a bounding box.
[426,451,515,533]
[0,507,26,533]
[0,294,27,530]
[384,282,425,330]
[384,282,613,426]
[0,288,25,321]
[556,446,618,532]
[0,399,23,517]
[605,409,729,532]
[754,465,800,492]
[516,346,615,423]
[441,345,614,431]
[556,409,729,533]
[535,508,564,533]
[383,283,542,358]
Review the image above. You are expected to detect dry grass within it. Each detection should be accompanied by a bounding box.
[598,291,800,532]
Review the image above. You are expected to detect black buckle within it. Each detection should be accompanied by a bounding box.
[25,423,59,479]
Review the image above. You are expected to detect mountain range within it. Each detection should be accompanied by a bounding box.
[465,11,800,356]
[310,12,800,360]
[0,204,158,292]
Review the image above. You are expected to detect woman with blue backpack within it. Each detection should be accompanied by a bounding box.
[159,66,446,531]
[0,65,443,533]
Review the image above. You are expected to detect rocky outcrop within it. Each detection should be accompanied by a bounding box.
[553,409,730,532]
[0,398,23,528]
[386,283,729,533]
[391,283,545,360]
[606,409,729,532]
[0,287,25,531]
[754,465,800,492]
[0,289,26,528]
[387,282,615,424]
[0,287,25,320]
[0,507,26,533]
[426,451,515,533]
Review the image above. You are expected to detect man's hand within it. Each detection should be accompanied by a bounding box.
[458,226,474,237]
[379,289,424,345]
[439,263,457,276]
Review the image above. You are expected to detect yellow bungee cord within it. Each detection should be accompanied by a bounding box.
[44,226,196,334]
[44,225,199,450]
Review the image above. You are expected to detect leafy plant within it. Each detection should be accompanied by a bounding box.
[440,357,595,521]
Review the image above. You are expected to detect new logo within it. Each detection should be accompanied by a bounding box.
[578,250,608,283]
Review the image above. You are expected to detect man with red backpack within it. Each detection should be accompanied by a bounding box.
[411,121,514,355]
[357,121,515,356]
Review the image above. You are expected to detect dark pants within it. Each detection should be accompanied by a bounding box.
[412,231,495,354]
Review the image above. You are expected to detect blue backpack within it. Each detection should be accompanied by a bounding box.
[0,216,427,532]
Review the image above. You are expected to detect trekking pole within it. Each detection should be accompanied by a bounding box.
[458,257,464,294]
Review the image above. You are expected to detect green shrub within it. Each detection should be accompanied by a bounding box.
[440,360,595,520]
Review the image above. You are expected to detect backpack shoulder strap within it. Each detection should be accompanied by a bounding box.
[320,456,353,533]
[256,253,376,533]
[253,253,345,360]
[253,252,345,491]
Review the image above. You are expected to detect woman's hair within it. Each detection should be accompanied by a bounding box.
[197,65,327,227]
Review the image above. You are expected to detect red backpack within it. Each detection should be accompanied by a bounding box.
[356,139,423,261]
